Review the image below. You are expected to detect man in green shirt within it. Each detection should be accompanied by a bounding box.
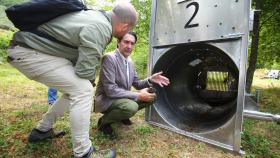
[7,2,137,158]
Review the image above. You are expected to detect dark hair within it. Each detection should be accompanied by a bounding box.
[118,31,137,44]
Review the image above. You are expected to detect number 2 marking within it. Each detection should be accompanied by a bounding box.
[184,2,199,29]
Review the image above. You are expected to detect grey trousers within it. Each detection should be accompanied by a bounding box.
[8,46,93,157]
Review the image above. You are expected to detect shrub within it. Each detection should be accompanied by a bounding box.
[0,30,13,63]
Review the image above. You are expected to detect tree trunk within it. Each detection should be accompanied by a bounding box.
[246,0,261,93]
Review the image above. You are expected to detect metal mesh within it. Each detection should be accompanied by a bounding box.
[206,71,229,91]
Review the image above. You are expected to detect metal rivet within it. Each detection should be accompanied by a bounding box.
[219,22,222,25]
[206,25,209,27]
[214,4,218,7]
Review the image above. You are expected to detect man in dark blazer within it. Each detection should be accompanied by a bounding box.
[94,32,170,137]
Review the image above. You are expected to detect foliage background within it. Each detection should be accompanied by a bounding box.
[89,0,152,78]
[252,0,280,69]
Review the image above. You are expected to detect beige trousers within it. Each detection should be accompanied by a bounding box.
[8,46,93,157]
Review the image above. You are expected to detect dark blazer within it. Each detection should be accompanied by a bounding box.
[94,50,150,112]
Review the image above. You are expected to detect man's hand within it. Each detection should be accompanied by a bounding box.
[149,71,170,87]
[137,88,156,102]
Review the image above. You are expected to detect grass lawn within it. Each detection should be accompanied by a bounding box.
[242,69,280,158]
[0,63,279,158]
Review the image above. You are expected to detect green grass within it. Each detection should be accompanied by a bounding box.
[241,70,280,158]
[1,63,279,157]
[242,119,280,158]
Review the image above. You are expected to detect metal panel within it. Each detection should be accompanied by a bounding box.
[146,0,250,154]
[153,0,248,46]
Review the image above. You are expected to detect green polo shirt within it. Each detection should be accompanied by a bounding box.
[13,10,113,80]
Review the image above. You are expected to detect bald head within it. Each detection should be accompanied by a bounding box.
[112,2,138,26]
[111,2,138,38]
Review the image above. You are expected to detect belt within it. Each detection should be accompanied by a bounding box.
[8,40,32,49]
[7,40,32,62]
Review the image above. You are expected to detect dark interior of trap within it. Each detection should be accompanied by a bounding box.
[152,43,239,133]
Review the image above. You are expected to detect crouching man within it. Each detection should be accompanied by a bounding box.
[94,32,170,138]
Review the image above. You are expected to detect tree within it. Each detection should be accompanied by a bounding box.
[246,0,280,92]
[130,0,151,78]
[257,0,280,69]
[246,0,261,92]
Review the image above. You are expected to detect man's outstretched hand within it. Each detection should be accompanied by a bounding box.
[149,71,170,87]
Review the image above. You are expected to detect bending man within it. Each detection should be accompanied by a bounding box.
[7,2,137,158]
